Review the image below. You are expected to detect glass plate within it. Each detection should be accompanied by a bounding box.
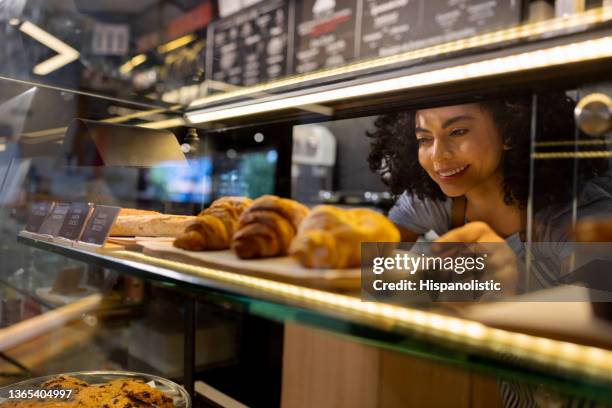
[0,370,191,407]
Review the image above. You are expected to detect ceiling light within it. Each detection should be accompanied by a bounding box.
[157,34,196,54]
[119,54,147,75]
[186,36,612,124]
[19,21,79,76]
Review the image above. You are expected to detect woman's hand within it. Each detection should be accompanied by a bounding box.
[435,221,519,296]
[436,221,505,243]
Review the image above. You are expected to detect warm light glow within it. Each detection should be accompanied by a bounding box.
[187,36,612,124]
[189,7,612,108]
[119,54,148,75]
[19,21,79,75]
[138,118,186,129]
[109,249,612,382]
[157,34,197,54]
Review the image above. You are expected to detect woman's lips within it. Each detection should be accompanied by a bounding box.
[436,164,469,182]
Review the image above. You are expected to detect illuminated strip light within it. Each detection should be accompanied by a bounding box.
[187,37,612,124]
[119,54,147,75]
[137,118,186,129]
[112,250,612,380]
[532,151,612,159]
[157,34,197,54]
[536,139,612,147]
[19,21,80,76]
[189,7,612,108]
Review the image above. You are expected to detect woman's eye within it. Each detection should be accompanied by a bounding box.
[416,138,431,146]
[450,128,468,136]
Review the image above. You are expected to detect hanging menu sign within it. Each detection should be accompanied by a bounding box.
[422,0,522,44]
[57,202,93,241]
[360,0,424,58]
[38,203,70,236]
[25,202,55,233]
[295,0,357,73]
[208,0,290,86]
[361,0,522,58]
[78,205,120,246]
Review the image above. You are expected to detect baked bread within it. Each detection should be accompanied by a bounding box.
[174,197,253,251]
[110,214,195,237]
[119,208,161,216]
[289,205,400,269]
[231,195,309,259]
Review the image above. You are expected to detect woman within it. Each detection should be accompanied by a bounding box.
[368,93,611,291]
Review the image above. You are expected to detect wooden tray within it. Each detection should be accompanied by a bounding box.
[136,240,361,291]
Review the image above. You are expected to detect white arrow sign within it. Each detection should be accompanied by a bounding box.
[19,21,80,76]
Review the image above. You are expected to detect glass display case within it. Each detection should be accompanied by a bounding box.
[1,1,612,407]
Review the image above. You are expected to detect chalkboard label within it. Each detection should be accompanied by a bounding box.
[25,202,55,232]
[39,203,71,236]
[57,203,93,241]
[78,205,120,246]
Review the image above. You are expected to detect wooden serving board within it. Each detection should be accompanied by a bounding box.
[136,240,361,291]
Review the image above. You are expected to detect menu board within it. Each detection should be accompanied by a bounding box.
[208,0,290,86]
[360,0,522,58]
[38,203,70,236]
[79,205,120,246]
[25,202,55,232]
[294,0,357,73]
[360,0,424,58]
[57,202,92,241]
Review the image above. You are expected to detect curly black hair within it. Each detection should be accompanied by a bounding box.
[367,92,609,212]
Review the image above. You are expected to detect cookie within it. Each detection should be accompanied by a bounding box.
[98,394,148,408]
[41,375,89,391]
[123,382,174,408]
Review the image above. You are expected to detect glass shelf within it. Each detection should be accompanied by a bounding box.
[16,235,612,404]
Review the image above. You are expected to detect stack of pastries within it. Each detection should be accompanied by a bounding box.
[174,196,253,250]
[289,205,400,269]
[230,195,310,259]
[171,195,400,269]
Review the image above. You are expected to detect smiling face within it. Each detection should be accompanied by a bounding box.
[415,104,506,198]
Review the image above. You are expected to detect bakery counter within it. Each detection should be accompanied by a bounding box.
[15,234,612,404]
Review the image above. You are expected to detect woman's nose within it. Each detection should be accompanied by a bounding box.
[432,138,453,161]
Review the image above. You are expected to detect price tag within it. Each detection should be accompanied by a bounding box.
[25,202,55,232]
[39,203,71,236]
[57,203,93,241]
[78,205,120,246]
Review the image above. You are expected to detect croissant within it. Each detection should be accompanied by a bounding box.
[173,196,253,251]
[289,205,400,269]
[231,195,309,259]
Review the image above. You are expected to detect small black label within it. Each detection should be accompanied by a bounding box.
[25,202,55,232]
[57,203,92,241]
[39,203,71,236]
[79,205,120,246]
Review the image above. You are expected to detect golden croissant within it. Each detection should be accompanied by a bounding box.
[289,205,400,269]
[173,196,253,251]
[231,195,309,259]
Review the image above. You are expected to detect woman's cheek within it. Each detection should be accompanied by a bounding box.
[417,148,429,171]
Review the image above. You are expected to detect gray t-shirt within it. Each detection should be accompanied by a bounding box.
[388,178,612,289]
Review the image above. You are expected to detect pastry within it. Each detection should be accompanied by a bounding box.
[174,197,253,251]
[41,375,89,391]
[0,376,177,408]
[289,205,400,268]
[110,214,195,237]
[119,208,161,216]
[231,195,309,259]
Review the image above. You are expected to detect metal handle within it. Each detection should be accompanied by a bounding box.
[575,93,612,136]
